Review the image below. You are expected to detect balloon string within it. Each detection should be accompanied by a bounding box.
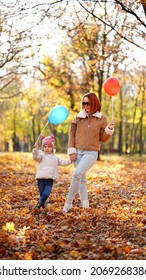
[112,96,114,120]
[35,121,49,145]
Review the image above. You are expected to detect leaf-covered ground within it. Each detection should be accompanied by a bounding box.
[0,152,146,260]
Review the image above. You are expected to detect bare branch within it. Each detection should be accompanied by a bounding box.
[77,0,146,51]
[114,0,146,25]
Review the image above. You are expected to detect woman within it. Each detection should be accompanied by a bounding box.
[63,92,114,212]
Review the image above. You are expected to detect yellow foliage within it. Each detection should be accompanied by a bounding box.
[24,251,33,260]
[2,222,15,232]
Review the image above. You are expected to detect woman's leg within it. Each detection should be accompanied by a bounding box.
[78,174,89,208]
[67,151,97,200]
[78,173,87,199]
[63,150,97,211]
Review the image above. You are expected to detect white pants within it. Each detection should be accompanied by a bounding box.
[66,149,98,201]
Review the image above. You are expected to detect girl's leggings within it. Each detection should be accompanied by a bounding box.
[37,178,53,204]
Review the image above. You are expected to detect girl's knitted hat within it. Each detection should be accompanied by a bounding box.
[41,134,54,148]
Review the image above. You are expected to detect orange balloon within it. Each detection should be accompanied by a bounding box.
[103,77,120,96]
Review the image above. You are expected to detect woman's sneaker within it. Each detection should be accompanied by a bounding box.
[81,200,89,208]
[63,201,73,212]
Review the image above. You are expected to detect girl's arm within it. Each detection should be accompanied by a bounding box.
[32,145,42,162]
[58,157,72,166]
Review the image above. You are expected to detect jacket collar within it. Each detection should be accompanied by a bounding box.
[77,110,102,119]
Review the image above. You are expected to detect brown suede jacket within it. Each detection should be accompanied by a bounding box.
[68,110,114,154]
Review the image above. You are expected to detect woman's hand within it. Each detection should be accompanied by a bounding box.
[108,120,115,130]
[70,153,77,161]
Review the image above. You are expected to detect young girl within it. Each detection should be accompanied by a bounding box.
[63,92,115,212]
[32,134,71,208]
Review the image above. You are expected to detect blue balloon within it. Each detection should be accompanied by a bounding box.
[48,105,69,124]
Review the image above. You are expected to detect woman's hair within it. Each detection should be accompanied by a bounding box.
[82,92,101,113]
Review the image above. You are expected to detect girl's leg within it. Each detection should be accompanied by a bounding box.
[35,179,45,208]
[40,179,53,204]
[37,179,45,197]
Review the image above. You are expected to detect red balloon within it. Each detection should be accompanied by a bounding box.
[103,77,120,96]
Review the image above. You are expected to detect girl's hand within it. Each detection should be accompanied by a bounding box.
[108,120,115,130]
[70,153,77,161]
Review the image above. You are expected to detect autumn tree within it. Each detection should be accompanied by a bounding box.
[1,0,145,153]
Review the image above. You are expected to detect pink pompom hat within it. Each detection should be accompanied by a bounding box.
[41,134,54,148]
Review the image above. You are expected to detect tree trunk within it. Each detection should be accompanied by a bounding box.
[118,90,123,155]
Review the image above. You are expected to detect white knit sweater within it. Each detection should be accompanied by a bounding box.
[32,149,71,183]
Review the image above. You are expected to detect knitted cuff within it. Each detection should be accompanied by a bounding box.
[105,126,114,135]
[67,147,76,155]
